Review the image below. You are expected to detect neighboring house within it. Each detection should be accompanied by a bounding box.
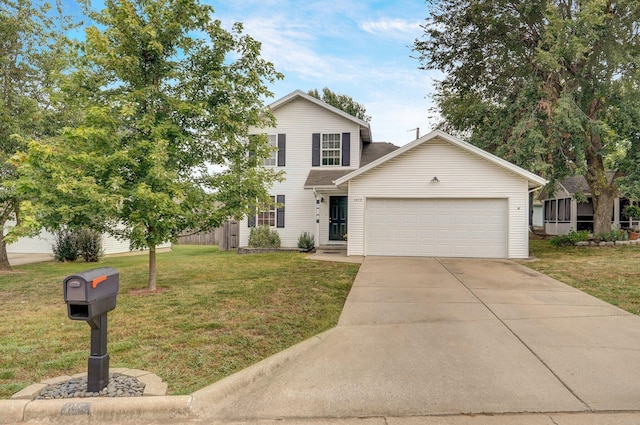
[538,174,635,235]
[240,90,547,259]
[6,223,171,255]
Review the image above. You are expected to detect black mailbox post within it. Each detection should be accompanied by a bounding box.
[63,267,119,393]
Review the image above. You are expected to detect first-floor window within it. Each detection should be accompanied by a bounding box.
[248,195,285,228]
[257,196,276,226]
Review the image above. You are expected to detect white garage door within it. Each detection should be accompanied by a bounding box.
[366,198,508,258]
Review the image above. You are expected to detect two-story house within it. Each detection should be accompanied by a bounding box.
[240,90,547,259]
[240,90,394,249]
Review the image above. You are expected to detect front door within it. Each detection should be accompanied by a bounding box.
[329,196,348,241]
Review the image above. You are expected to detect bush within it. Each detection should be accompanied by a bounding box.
[52,230,80,262]
[594,229,628,243]
[550,230,591,247]
[76,228,103,262]
[297,232,315,251]
[52,228,103,262]
[248,226,281,248]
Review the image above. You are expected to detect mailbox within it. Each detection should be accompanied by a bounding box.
[64,267,119,320]
[63,267,119,393]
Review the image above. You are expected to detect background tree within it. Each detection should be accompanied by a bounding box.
[13,0,283,290]
[414,0,640,235]
[308,87,371,122]
[0,0,72,270]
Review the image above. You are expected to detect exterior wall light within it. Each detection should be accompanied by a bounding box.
[431,177,440,183]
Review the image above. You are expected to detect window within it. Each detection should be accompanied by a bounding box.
[558,198,571,222]
[248,195,285,228]
[257,196,276,226]
[321,133,341,166]
[263,135,277,166]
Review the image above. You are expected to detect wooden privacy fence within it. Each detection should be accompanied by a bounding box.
[177,221,239,251]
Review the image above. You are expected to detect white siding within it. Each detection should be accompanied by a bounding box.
[347,138,530,259]
[6,222,170,255]
[240,97,362,248]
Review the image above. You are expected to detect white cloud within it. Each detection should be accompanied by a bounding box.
[360,18,422,38]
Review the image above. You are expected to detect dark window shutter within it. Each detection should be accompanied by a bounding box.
[277,134,286,166]
[341,132,350,166]
[276,195,285,228]
[312,133,320,166]
[248,214,256,227]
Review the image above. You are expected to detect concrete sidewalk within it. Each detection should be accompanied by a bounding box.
[190,257,640,422]
[7,257,640,424]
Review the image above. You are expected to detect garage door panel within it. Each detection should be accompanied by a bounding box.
[366,199,507,258]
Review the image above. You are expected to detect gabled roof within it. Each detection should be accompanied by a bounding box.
[269,90,372,143]
[538,171,617,200]
[334,130,548,189]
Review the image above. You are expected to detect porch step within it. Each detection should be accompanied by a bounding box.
[317,245,347,254]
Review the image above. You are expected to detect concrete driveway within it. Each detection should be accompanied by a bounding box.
[190,257,640,422]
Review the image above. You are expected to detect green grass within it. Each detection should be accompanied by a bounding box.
[521,240,640,315]
[0,245,359,398]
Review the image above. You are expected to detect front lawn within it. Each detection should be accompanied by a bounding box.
[522,240,640,315]
[0,245,359,398]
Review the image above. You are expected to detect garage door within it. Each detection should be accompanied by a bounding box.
[366,198,508,258]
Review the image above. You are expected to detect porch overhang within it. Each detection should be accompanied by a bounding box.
[304,169,354,190]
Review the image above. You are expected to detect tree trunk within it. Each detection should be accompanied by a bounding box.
[148,245,156,291]
[0,227,12,271]
[592,189,616,236]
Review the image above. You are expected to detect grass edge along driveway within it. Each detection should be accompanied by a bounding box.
[521,239,640,315]
[0,245,359,398]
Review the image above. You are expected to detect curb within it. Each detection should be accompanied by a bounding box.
[1,329,335,423]
[189,328,336,417]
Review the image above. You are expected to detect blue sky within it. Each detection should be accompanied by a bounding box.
[210,0,440,146]
[61,0,441,146]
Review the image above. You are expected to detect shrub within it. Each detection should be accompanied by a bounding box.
[594,229,628,243]
[52,230,79,262]
[248,226,281,248]
[76,228,103,262]
[550,230,591,247]
[297,232,315,251]
[52,228,103,262]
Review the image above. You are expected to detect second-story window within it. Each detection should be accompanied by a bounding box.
[263,134,277,166]
[322,133,341,166]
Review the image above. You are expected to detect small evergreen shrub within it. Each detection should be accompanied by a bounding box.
[248,225,281,248]
[52,228,103,262]
[550,230,591,247]
[53,230,79,262]
[297,232,315,251]
[76,228,103,262]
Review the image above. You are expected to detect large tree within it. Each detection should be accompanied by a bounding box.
[0,0,72,270]
[414,0,640,234]
[308,87,371,122]
[13,0,283,290]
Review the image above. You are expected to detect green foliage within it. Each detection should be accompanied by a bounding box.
[76,228,103,262]
[594,229,628,243]
[308,87,371,122]
[550,230,591,247]
[52,230,80,262]
[11,0,284,288]
[52,228,103,262]
[415,0,640,235]
[0,0,76,269]
[297,232,315,251]
[623,204,640,219]
[248,226,281,248]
